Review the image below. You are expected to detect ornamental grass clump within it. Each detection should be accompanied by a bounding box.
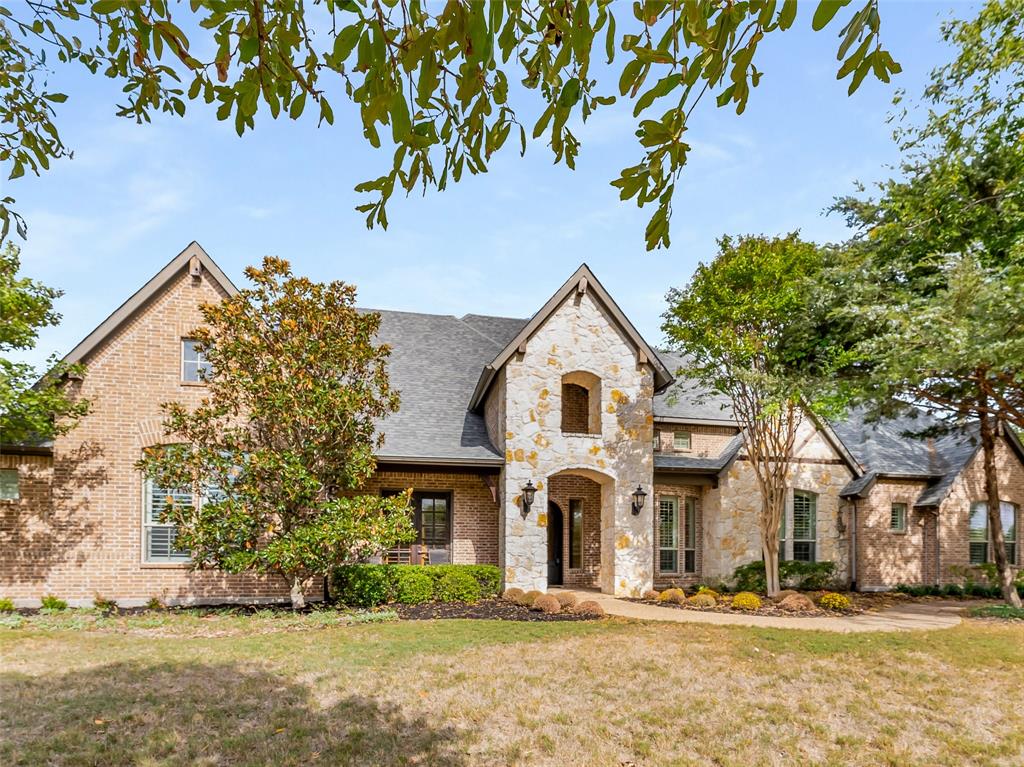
[532,594,561,614]
[731,592,762,611]
[519,590,543,607]
[657,588,686,604]
[819,592,852,611]
[642,589,661,601]
[574,600,605,617]
[555,591,577,609]
[503,587,525,603]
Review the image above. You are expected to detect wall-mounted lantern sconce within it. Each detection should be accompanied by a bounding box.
[631,485,647,516]
[521,480,537,516]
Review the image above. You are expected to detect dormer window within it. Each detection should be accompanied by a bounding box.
[560,371,601,435]
[673,431,691,451]
[182,339,212,383]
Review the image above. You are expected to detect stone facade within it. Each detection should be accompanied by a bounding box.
[498,290,655,596]
[701,420,854,584]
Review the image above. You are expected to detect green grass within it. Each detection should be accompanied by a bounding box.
[971,604,1024,621]
[1,610,1022,766]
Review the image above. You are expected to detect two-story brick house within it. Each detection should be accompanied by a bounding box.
[2,242,1022,606]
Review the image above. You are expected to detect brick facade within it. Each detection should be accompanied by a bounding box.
[547,474,602,588]
[652,480,704,589]
[653,423,738,457]
[852,479,931,589]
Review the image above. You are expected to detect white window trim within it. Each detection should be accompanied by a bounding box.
[972,501,1019,566]
[673,431,692,451]
[141,477,194,565]
[181,338,211,384]
[683,496,697,574]
[658,495,679,575]
[789,489,818,563]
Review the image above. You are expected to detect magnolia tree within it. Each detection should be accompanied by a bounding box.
[0,242,89,445]
[830,0,1024,606]
[0,1,900,247]
[138,258,415,608]
[663,234,846,596]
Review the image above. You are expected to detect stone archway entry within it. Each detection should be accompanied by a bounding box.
[547,501,564,586]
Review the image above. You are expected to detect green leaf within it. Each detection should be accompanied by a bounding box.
[333,24,362,63]
[811,0,851,32]
[91,0,122,14]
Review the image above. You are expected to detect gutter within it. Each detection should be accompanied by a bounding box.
[376,454,505,468]
[850,500,858,591]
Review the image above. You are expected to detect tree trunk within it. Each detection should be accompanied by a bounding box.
[978,406,1022,608]
[289,575,307,610]
[763,542,781,597]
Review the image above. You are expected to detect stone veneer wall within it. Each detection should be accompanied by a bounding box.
[701,420,854,585]
[500,290,654,595]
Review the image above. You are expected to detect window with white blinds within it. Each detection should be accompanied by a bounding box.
[658,496,679,573]
[792,490,817,563]
[683,497,696,573]
[970,501,1017,566]
[143,480,193,563]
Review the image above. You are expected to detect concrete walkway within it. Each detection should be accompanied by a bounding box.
[552,589,965,633]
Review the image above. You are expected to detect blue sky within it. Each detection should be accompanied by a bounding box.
[7,1,975,369]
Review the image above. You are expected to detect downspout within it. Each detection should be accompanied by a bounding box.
[934,510,941,587]
[850,501,858,592]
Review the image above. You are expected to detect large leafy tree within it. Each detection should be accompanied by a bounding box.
[0,1,899,248]
[663,233,845,596]
[831,0,1024,606]
[0,243,89,446]
[138,257,415,608]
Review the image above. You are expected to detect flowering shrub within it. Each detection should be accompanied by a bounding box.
[687,593,716,608]
[696,585,720,600]
[819,592,852,611]
[731,592,762,611]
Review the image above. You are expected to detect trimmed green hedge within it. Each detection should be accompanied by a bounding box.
[331,563,501,607]
[732,560,837,593]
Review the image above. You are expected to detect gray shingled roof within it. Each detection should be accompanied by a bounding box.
[652,352,735,423]
[832,408,981,506]
[654,434,743,473]
[372,310,527,464]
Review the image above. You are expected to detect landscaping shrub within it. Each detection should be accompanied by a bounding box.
[532,594,561,614]
[574,600,605,616]
[657,588,686,604]
[642,589,660,601]
[818,592,852,611]
[146,597,165,610]
[93,595,118,612]
[731,592,762,611]
[520,590,543,607]
[503,587,525,602]
[332,563,502,606]
[435,570,481,603]
[778,593,816,612]
[687,593,716,608]
[555,591,577,609]
[970,604,1024,621]
[40,595,67,611]
[773,589,799,602]
[332,564,396,607]
[0,597,14,613]
[941,583,964,598]
[395,569,434,604]
[696,585,720,600]
[733,560,837,592]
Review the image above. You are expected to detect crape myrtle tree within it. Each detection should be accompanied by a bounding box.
[830,0,1024,606]
[663,234,847,597]
[138,257,415,608]
[0,242,89,446]
[0,1,901,248]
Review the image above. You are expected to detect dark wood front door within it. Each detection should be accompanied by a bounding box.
[547,501,563,585]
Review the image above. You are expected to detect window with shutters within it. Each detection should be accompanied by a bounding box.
[791,490,817,563]
[970,501,1018,566]
[890,502,907,532]
[0,469,18,501]
[658,496,679,573]
[143,479,192,563]
[683,497,696,573]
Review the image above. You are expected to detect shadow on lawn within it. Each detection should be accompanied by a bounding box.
[0,661,469,766]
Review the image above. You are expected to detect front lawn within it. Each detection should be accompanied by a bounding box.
[2,611,1022,766]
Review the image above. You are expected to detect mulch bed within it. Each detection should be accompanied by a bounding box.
[394,598,600,622]
[624,597,858,618]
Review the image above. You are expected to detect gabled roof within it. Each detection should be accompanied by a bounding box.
[62,241,237,366]
[468,264,673,412]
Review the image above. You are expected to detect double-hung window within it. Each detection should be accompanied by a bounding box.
[970,501,1018,565]
[569,499,583,569]
[792,491,817,563]
[143,479,192,563]
[658,496,679,573]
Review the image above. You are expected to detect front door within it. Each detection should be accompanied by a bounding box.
[547,501,563,585]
